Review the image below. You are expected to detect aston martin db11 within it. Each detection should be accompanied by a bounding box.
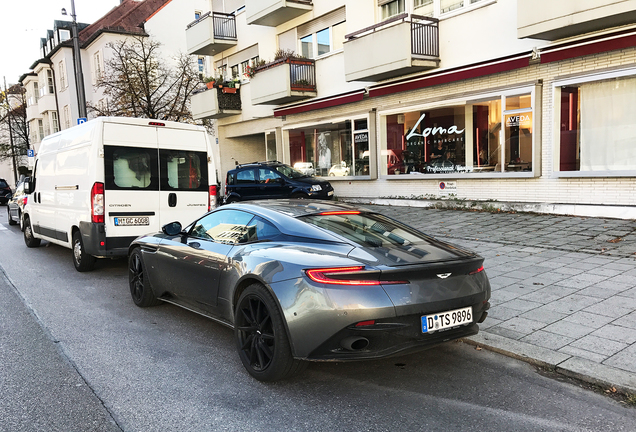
[128,200,491,381]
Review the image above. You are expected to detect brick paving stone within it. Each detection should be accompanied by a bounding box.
[542,294,598,314]
[494,317,546,336]
[520,286,577,304]
[585,267,626,278]
[619,288,636,299]
[583,299,634,319]
[591,324,636,344]
[558,345,608,363]
[611,312,636,330]
[595,280,635,292]
[521,330,575,350]
[519,308,568,325]
[577,286,623,300]
[488,275,520,290]
[542,320,596,339]
[603,344,636,374]
[498,298,543,313]
[562,310,615,327]
[568,335,628,356]
[486,326,527,340]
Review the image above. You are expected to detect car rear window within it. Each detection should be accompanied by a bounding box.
[0,180,8,188]
[300,212,431,248]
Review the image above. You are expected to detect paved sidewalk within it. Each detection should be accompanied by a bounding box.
[360,202,636,394]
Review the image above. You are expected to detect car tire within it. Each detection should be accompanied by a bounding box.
[128,248,161,307]
[329,173,335,176]
[225,196,238,204]
[23,215,41,248]
[291,193,306,199]
[72,231,96,272]
[234,283,306,381]
[7,207,16,225]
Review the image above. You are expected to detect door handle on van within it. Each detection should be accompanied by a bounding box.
[168,193,177,207]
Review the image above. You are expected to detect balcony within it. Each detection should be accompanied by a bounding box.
[518,0,636,40]
[343,14,440,82]
[246,0,313,27]
[186,12,237,56]
[38,93,56,115]
[251,58,317,105]
[191,87,242,120]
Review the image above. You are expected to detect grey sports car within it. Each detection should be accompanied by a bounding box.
[128,200,491,381]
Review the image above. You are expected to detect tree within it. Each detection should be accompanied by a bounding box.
[0,84,30,183]
[88,35,201,122]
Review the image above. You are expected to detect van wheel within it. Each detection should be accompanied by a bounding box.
[23,216,41,248]
[72,231,96,272]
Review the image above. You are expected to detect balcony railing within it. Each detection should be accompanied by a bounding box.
[251,57,317,105]
[343,14,440,82]
[186,12,237,56]
[191,87,242,120]
[246,0,313,27]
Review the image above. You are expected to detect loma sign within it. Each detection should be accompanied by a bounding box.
[406,113,465,141]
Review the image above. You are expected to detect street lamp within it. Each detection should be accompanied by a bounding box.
[62,0,87,119]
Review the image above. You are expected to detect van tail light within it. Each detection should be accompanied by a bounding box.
[304,266,407,286]
[91,182,104,223]
[208,185,217,210]
[469,266,484,275]
[22,196,28,206]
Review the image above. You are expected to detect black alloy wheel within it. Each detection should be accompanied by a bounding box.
[23,216,41,248]
[72,231,96,272]
[128,248,161,307]
[234,283,305,381]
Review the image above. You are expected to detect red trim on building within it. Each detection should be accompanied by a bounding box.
[369,56,530,98]
[274,90,365,117]
[540,33,636,64]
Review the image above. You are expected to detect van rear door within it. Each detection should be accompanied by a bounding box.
[103,123,161,245]
[157,127,210,227]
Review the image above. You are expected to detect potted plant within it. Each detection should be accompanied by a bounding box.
[203,76,216,89]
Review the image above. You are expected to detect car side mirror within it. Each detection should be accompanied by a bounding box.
[162,221,183,236]
[23,178,33,194]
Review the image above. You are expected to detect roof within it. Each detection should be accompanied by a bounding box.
[78,0,173,47]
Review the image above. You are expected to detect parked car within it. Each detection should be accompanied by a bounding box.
[22,117,220,272]
[293,162,315,176]
[328,161,350,176]
[7,179,27,229]
[0,178,12,205]
[128,200,491,381]
[224,161,334,203]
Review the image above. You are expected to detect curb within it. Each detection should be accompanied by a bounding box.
[463,332,636,395]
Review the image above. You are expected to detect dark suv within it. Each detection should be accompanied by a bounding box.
[0,179,12,205]
[224,161,334,203]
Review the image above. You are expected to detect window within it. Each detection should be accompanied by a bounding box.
[59,60,67,89]
[287,117,370,178]
[38,120,44,141]
[93,52,102,84]
[235,169,256,184]
[51,112,60,133]
[104,146,159,190]
[258,168,282,184]
[381,0,405,19]
[195,10,202,20]
[231,64,239,79]
[556,73,636,173]
[160,150,208,191]
[300,34,314,58]
[63,105,71,129]
[47,69,54,94]
[297,8,346,59]
[190,210,256,244]
[380,91,535,176]
[34,82,39,103]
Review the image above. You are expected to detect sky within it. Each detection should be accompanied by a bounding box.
[1,0,121,87]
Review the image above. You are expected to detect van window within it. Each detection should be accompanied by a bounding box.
[160,150,208,191]
[105,146,159,190]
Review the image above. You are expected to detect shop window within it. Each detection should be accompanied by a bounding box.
[558,75,636,173]
[287,118,369,178]
[380,92,534,176]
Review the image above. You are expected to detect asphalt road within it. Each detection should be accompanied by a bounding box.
[0,214,635,432]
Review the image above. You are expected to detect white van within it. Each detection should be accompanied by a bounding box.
[22,117,219,271]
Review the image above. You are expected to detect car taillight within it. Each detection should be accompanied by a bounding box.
[91,182,104,223]
[208,185,217,210]
[305,266,407,286]
[469,266,484,275]
[319,211,361,216]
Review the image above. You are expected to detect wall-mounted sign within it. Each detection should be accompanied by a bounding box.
[438,181,457,197]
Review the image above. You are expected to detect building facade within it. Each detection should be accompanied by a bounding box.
[189,0,636,218]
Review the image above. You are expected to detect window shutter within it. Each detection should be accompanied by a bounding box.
[378,0,395,6]
[228,44,259,67]
[297,7,346,38]
[278,29,297,52]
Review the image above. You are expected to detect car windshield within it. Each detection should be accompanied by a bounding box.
[275,164,307,179]
[300,212,430,248]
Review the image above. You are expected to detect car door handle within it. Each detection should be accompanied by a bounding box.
[168,193,177,207]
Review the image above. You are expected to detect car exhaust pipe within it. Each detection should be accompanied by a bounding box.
[478,311,488,323]
[340,337,369,351]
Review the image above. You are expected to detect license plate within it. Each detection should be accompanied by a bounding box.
[328,190,334,196]
[114,217,150,226]
[422,306,473,333]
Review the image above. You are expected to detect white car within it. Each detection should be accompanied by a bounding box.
[293,162,315,176]
[328,162,350,176]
